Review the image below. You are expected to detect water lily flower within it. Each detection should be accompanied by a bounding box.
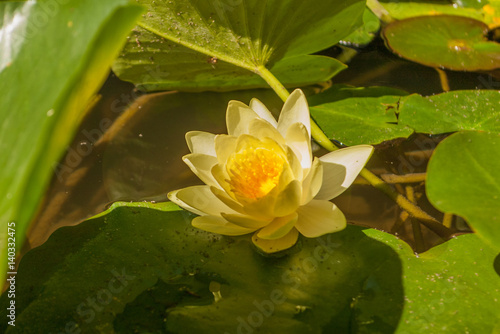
[168,89,373,253]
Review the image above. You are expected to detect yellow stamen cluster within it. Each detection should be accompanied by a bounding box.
[227,142,285,200]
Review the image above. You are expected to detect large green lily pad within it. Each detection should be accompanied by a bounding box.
[113,27,346,92]
[427,131,500,251]
[383,15,500,71]
[2,201,498,333]
[399,90,500,134]
[0,0,142,284]
[114,0,364,90]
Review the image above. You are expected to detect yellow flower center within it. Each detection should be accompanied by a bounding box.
[226,139,286,200]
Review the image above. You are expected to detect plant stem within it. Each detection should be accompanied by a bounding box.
[258,65,337,152]
[442,213,454,228]
[435,68,450,92]
[381,172,426,184]
[406,186,426,252]
[257,65,290,102]
[360,169,451,238]
[366,0,394,24]
[258,66,452,239]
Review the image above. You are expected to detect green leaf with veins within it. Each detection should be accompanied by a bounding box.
[114,0,364,90]
[113,27,346,92]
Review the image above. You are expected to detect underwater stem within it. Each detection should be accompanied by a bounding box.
[435,68,450,92]
[366,0,394,24]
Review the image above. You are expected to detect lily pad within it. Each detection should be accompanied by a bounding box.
[310,96,413,145]
[113,27,346,92]
[114,0,365,90]
[308,84,408,106]
[3,201,498,332]
[399,90,500,134]
[0,0,142,283]
[380,2,495,26]
[341,8,381,46]
[383,15,500,71]
[426,131,500,251]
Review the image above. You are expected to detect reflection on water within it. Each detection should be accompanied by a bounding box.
[27,46,483,254]
[27,78,285,251]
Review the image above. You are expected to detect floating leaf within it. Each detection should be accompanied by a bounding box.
[380,2,491,25]
[399,90,500,134]
[0,0,142,283]
[113,27,346,91]
[310,95,413,145]
[114,0,365,90]
[426,131,500,251]
[308,84,408,106]
[341,8,381,46]
[383,15,500,71]
[3,201,497,332]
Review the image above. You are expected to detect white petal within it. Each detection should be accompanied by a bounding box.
[286,122,312,170]
[226,101,260,136]
[252,228,299,253]
[257,212,298,240]
[295,200,346,238]
[285,146,303,181]
[182,153,219,188]
[248,118,285,145]
[250,98,278,127]
[277,89,311,138]
[168,185,239,216]
[301,157,323,205]
[193,215,256,236]
[211,164,235,199]
[221,213,271,229]
[214,134,237,165]
[168,189,205,216]
[315,145,374,200]
[210,185,245,213]
[185,131,216,156]
[273,180,301,217]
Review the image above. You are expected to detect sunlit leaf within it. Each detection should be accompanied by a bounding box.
[114,0,365,90]
[308,84,408,106]
[399,90,500,134]
[3,201,497,332]
[113,27,346,92]
[310,95,413,145]
[0,0,142,284]
[426,131,500,251]
[341,8,380,46]
[383,15,500,71]
[380,2,492,25]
